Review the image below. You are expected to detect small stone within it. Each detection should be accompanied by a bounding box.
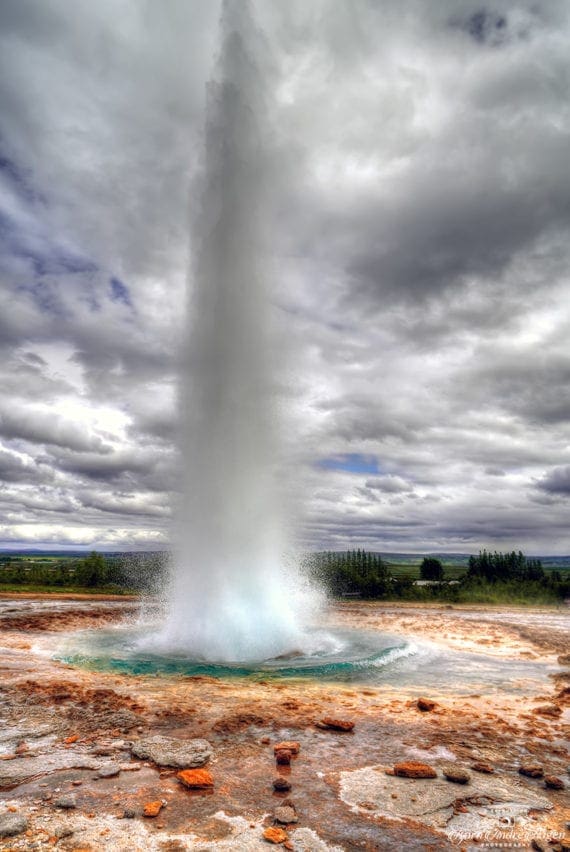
[417,698,436,712]
[97,764,120,778]
[177,768,214,788]
[72,780,83,786]
[143,801,163,817]
[261,737,271,745]
[54,825,74,839]
[123,808,136,819]
[0,813,28,838]
[442,764,471,784]
[273,778,291,792]
[394,762,437,779]
[471,761,494,774]
[275,749,292,766]
[54,795,77,809]
[519,764,544,778]
[273,742,300,755]
[263,826,288,844]
[64,735,79,745]
[544,775,565,790]
[316,717,355,732]
[274,806,298,825]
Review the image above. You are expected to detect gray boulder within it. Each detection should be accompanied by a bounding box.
[131,735,212,768]
[0,813,28,837]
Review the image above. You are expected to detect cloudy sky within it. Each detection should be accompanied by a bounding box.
[1,0,569,554]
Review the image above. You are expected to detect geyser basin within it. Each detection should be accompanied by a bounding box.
[56,624,555,693]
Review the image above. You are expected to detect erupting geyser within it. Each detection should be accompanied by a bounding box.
[156,0,319,661]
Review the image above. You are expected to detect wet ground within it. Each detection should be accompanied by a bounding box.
[0,597,568,851]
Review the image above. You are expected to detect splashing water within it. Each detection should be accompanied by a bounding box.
[153,1,321,661]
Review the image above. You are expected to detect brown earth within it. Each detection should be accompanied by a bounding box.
[0,597,568,851]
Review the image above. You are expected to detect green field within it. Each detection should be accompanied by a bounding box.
[0,550,568,605]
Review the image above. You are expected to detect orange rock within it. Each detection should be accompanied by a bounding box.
[263,827,288,844]
[532,704,561,717]
[393,762,437,779]
[273,741,300,755]
[143,801,163,817]
[64,735,79,745]
[275,749,292,766]
[177,768,214,788]
[519,764,543,778]
[316,718,355,732]
[471,761,494,774]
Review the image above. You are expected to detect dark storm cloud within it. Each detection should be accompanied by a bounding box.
[51,448,157,482]
[78,491,170,519]
[537,466,570,496]
[0,449,36,483]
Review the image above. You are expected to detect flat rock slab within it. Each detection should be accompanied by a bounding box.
[0,723,57,747]
[0,754,101,788]
[0,812,28,838]
[339,764,552,844]
[96,763,121,778]
[131,735,212,768]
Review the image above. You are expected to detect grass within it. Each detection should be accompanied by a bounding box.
[0,584,138,595]
[385,562,466,580]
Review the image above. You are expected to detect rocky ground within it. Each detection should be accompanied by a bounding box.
[0,597,568,851]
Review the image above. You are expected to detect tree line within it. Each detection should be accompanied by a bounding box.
[1,548,568,603]
[307,549,569,603]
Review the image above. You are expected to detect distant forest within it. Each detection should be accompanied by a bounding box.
[0,548,568,604]
[307,549,570,604]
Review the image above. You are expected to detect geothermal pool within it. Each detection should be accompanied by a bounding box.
[56,619,560,696]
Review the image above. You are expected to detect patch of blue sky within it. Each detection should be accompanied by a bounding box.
[0,149,46,206]
[0,145,131,315]
[317,453,381,475]
[109,277,132,307]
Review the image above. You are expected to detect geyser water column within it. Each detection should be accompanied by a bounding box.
[158,1,316,661]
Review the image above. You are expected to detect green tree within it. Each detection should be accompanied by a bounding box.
[77,551,107,587]
[420,557,444,581]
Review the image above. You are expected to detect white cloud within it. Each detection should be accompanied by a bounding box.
[1,0,570,553]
